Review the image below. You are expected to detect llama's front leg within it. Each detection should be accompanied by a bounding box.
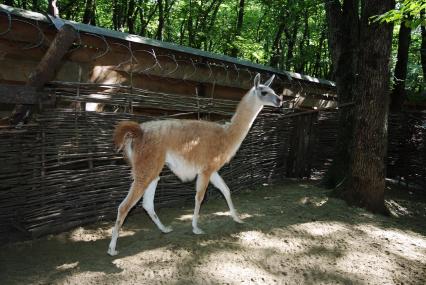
[210,172,243,223]
[108,180,146,256]
[192,172,211,234]
[143,177,173,233]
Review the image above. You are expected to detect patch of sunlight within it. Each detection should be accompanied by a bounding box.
[299,196,329,207]
[113,247,188,270]
[292,222,348,237]
[356,224,426,262]
[336,250,396,281]
[198,251,278,284]
[236,231,304,254]
[213,211,253,219]
[213,211,231,216]
[182,138,200,153]
[56,262,79,271]
[386,199,411,217]
[59,271,107,284]
[69,227,134,242]
[87,94,111,100]
[176,214,193,221]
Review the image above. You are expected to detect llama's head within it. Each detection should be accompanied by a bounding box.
[253,73,283,107]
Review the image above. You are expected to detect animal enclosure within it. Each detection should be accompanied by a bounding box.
[0,5,425,244]
[0,5,334,241]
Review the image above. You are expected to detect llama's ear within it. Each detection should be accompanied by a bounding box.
[264,74,275,87]
[254,73,261,89]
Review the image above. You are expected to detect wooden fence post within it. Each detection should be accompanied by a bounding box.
[286,111,319,179]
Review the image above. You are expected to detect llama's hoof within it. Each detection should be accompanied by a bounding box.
[161,226,173,234]
[193,227,205,235]
[107,248,119,256]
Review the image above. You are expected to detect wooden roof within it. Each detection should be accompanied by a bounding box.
[0,4,335,88]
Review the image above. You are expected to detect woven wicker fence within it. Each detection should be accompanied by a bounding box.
[310,110,426,190]
[0,92,298,240]
[1,84,425,242]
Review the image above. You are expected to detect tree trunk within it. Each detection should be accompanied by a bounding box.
[285,24,298,71]
[187,0,194,47]
[325,0,341,80]
[156,0,164,40]
[163,0,176,41]
[139,2,158,37]
[112,0,119,30]
[313,26,326,77]
[82,0,96,25]
[421,11,426,83]
[322,0,359,188]
[230,0,245,57]
[390,22,412,111]
[344,0,394,214]
[296,10,310,73]
[32,0,39,10]
[48,0,59,17]
[270,20,286,68]
[113,0,126,31]
[127,0,137,34]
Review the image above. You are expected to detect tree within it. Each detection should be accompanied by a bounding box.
[346,0,395,213]
[390,22,412,111]
[156,0,164,40]
[322,0,359,188]
[230,0,245,57]
[48,0,59,17]
[376,0,425,109]
[324,0,395,213]
[421,11,426,81]
[82,0,96,25]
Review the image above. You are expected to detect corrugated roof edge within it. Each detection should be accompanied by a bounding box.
[0,4,335,88]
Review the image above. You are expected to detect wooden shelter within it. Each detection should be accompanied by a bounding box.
[0,4,336,122]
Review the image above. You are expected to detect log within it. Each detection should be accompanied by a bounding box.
[9,24,78,125]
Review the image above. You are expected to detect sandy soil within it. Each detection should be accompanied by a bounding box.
[1,181,425,285]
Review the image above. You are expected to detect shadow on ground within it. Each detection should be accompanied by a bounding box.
[0,181,425,284]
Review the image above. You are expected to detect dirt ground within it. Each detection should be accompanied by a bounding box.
[1,181,425,285]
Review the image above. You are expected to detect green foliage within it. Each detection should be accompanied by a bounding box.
[2,0,330,78]
[1,0,423,92]
[375,0,426,28]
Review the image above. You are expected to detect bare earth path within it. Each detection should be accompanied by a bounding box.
[1,181,425,285]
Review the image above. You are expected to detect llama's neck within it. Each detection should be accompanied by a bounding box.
[225,90,263,152]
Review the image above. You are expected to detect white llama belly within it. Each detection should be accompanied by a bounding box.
[165,152,198,182]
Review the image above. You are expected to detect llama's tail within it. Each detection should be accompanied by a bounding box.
[113,121,143,157]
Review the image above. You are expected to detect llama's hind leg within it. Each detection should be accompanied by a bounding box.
[108,180,147,256]
[192,172,211,235]
[210,172,243,223]
[143,177,173,233]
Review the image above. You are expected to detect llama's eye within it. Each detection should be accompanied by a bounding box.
[261,91,268,96]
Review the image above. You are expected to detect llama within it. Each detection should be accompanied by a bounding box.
[108,73,282,256]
